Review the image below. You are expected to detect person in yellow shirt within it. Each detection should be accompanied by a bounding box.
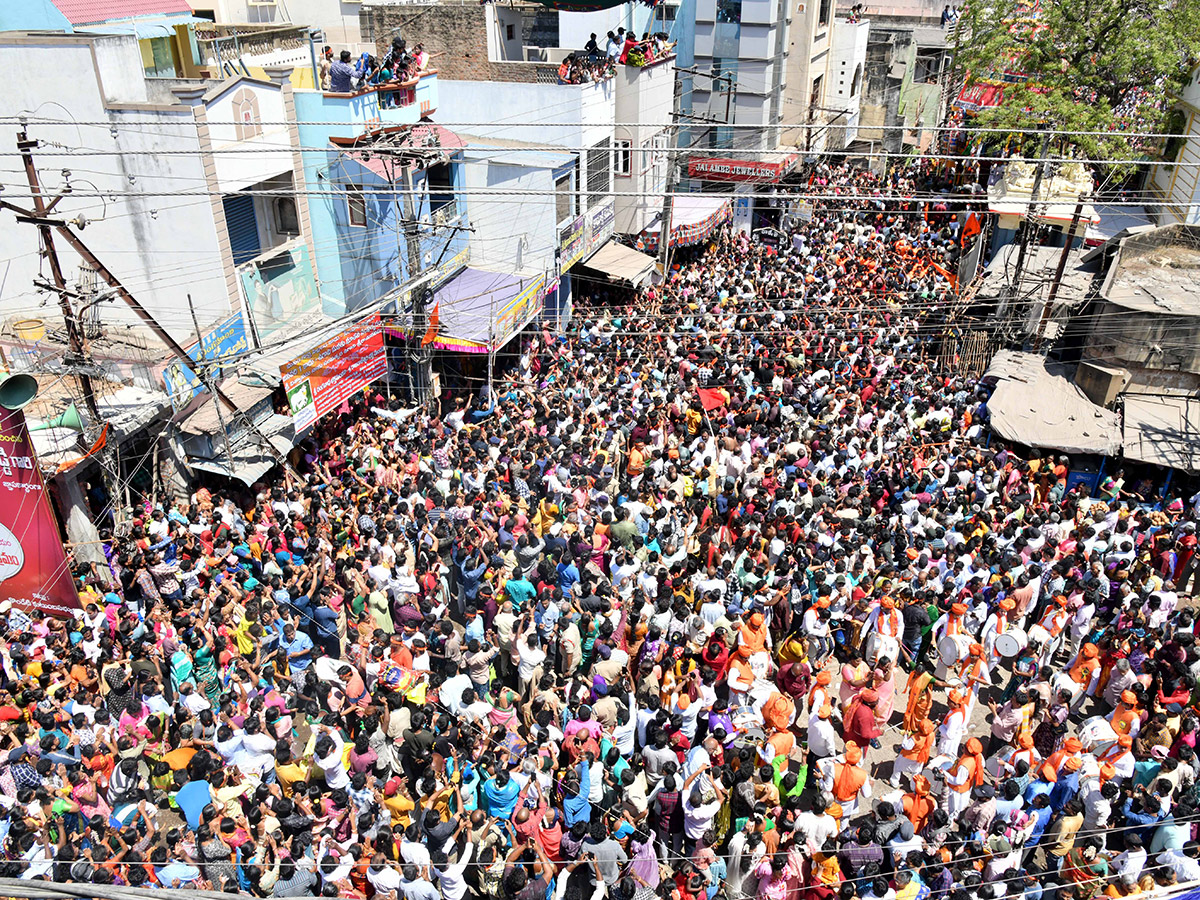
[274,744,311,798]
[383,776,416,828]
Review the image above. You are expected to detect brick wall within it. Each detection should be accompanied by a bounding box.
[367,4,539,83]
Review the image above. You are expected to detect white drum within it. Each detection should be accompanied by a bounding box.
[1027,624,1052,647]
[938,633,971,665]
[995,627,1028,659]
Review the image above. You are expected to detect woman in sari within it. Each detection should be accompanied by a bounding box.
[871,659,897,726]
[839,650,871,707]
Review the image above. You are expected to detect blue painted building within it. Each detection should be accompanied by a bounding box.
[292,72,470,318]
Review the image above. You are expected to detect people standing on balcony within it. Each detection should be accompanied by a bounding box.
[412,43,431,73]
[318,45,333,91]
[584,33,601,60]
[329,49,355,93]
[606,29,624,59]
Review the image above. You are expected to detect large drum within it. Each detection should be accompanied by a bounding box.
[1027,624,1052,648]
[995,627,1028,659]
[937,633,972,665]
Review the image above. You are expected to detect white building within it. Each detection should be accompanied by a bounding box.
[197,0,367,51]
[1149,64,1200,225]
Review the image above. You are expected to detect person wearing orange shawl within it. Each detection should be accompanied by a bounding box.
[739,611,769,656]
[1045,735,1084,774]
[938,688,969,758]
[1097,734,1136,783]
[808,669,834,727]
[901,774,936,833]
[821,740,872,819]
[982,598,1016,662]
[863,595,902,667]
[902,665,943,733]
[1056,643,1101,712]
[945,736,986,818]
[1001,732,1040,778]
[891,717,936,786]
[1109,690,1142,738]
[957,642,992,720]
[932,602,970,679]
[1036,595,1071,666]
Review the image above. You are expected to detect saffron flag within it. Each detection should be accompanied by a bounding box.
[698,388,727,411]
[421,303,441,347]
[962,212,982,240]
[54,423,108,476]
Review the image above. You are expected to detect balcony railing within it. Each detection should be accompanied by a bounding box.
[323,71,434,111]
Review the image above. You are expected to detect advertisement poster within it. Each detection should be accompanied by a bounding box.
[240,244,321,343]
[0,409,80,617]
[281,313,386,433]
[160,313,249,409]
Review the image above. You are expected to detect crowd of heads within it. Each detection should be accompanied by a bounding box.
[6,161,1200,900]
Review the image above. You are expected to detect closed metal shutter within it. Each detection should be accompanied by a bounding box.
[222,193,261,266]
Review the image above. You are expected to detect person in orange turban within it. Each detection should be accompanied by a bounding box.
[946,737,986,817]
[902,774,936,832]
[808,669,833,719]
[826,741,869,817]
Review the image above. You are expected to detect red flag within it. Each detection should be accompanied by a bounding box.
[698,388,726,411]
[421,303,440,347]
[962,212,982,239]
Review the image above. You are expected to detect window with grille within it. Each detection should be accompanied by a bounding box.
[556,173,574,222]
[586,139,610,207]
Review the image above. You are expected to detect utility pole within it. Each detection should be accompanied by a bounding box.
[399,162,434,405]
[188,293,237,475]
[15,128,125,524]
[1009,124,1051,298]
[16,130,101,426]
[1034,194,1086,351]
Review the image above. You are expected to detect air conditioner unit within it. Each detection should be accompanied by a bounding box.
[1075,361,1129,407]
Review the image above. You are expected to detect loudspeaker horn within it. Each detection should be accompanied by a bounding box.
[30,403,85,432]
[0,373,38,411]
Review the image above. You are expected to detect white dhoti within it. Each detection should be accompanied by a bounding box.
[945,788,971,819]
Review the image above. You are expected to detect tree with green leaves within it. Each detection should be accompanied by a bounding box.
[951,0,1200,164]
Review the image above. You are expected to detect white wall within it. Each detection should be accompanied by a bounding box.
[462,156,559,274]
[0,35,233,364]
[210,0,364,48]
[438,78,615,149]
[205,81,295,192]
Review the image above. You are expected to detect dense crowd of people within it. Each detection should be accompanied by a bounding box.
[8,161,1200,900]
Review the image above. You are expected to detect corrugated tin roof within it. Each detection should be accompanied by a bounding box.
[50,0,192,25]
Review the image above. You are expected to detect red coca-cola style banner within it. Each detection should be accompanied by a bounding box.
[0,408,81,617]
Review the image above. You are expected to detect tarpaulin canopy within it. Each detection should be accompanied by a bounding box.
[641,195,732,251]
[578,241,657,286]
[1122,394,1200,473]
[188,415,296,485]
[387,267,547,354]
[982,350,1121,455]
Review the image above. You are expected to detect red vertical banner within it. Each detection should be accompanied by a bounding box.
[0,408,81,617]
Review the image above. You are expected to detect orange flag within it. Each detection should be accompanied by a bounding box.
[55,424,108,475]
[421,303,440,347]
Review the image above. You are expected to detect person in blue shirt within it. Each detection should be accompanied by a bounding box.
[1048,759,1080,813]
[556,551,580,595]
[281,623,313,691]
[311,597,340,658]
[480,769,521,819]
[504,574,537,611]
[563,757,591,826]
[1024,793,1054,850]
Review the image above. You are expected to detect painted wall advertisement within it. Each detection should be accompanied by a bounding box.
[161,313,249,409]
[240,243,321,343]
[281,313,386,432]
[559,199,616,274]
[0,409,80,617]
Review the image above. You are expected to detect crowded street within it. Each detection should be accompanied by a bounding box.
[3,159,1199,900]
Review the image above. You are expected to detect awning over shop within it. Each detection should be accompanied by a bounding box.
[30,386,172,474]
[982,350,1121,455]
[387,267,547,354]
[641,195,731,250]
[1122,394,1200,472]
[578,241,657,286]
[188,414,297,485]
[177,381,275,436]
